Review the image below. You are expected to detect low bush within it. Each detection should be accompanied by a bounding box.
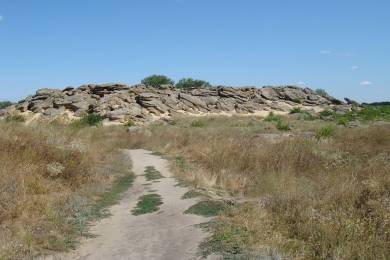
[276,120,290,131]
[289,107,302,114]
[315,125,334,140]
[0,101,13,109]
[291,98,301,104]
[319,109,334,118]
[71,114,103,127]
[141,75,174,87]
[175,78,211,89]
[264,112,281,122]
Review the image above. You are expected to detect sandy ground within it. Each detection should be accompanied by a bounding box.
[49,149,215,260]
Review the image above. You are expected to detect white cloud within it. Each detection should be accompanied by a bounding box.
[320,50,332,55]
[360,81,372,86]
[0,15,3,22]
[297,81,306,85]
[351,65,359,70]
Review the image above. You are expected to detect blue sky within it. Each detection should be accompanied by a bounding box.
[0,0,389,102]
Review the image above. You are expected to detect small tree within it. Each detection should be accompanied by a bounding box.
[175,78,211,89]
[0,101,13,109]
[141,75,174,87]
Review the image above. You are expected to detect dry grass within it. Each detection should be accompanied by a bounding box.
[126,116,390,259]
[0,121,131,259]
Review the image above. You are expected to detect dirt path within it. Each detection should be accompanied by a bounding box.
[53,149,213,260]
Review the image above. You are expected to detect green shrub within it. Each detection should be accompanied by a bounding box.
[141,75,174,87]
[315,126,334,140]
[337,117,349,126]
[264,112,281,122]
[276,120,290,131]
[175,78,211,89]
[71,114,103,127]
[0,101,13,109]
[125,119,136,127]
[291,98,302,104]
[319,109,334,117]
[290,107,302,114]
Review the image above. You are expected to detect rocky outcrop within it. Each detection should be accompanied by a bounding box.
[0,84,350,124]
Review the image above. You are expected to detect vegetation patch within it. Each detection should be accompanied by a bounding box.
[144,166,164,181]
[90,174,135,219]
[264,112,281,122]
[70,114,103,127]
[184,201,227,217]
[181,190,203,199]
[289,107,302,114]
[190,119,206,128]
[131,194,163,216]
[315,125,334,140]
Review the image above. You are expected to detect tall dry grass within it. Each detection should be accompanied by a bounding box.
[0,122,130,259]
[127,116,390,259]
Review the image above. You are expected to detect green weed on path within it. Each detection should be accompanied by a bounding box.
[90,174,136,219]
[144,166,164,181]
[181,190,203,199]
[184,201,227,217]
[132,194,163,216]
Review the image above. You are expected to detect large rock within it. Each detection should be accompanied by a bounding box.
[0,83,352,124]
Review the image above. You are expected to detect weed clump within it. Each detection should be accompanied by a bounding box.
[71,114,103,127]
[144,166,164,181]
[132,194,163,215]
[315,126,334,140]
[184,201,227,217]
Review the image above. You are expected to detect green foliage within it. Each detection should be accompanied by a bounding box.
[357,105,390,121]
[291,98,302,104]
[125,119,136,127]
[290,107,302,114]
[264,112,281,122]
[184,200,227,217]
[182,190,203,199]
[276,120,290,131]
[175,78,211,89]
[319,109,334,118]
[190,119,206,128]
[144,166,164,181]
[71,114,103,128]
[141,75,174,87]
[131,194,163,215]
[175,156,188,172]
[315,126,334,140]
[5,115,25,122]
[90,174,135,219]
[0,101,13,109]
[337,117,349,126]
[315,88,330,98]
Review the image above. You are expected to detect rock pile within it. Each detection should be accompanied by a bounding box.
[1,84,351,124]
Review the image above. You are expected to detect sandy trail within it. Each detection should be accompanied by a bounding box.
[54,149,212,260]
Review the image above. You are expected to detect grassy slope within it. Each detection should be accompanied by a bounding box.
[125,110,390,259]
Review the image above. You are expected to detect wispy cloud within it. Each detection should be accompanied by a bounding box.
[351,65,359,70]
[320,50,332,55]
[297,81,306,86]
[0,15,3,22]
[360,81,372,86]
